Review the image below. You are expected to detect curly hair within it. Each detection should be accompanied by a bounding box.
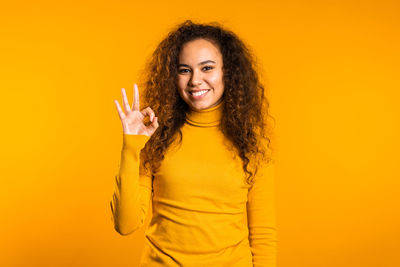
[139,20,274,185]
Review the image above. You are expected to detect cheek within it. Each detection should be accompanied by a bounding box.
[177,76,186,92]
[209,71,224,88]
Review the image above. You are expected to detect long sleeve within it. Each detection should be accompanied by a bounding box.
[247,161,277,267]
[110,134,153,235]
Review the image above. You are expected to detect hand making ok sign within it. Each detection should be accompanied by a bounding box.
[114,83,159,136]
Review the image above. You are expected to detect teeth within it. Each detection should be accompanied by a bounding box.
[192,90,208,96]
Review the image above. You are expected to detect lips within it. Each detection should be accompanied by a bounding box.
[188,89,210,95]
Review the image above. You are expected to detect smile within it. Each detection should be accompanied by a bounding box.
[190,90,209,96]
[189,89,210,99]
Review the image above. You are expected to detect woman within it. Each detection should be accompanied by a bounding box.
[111,20,277,266]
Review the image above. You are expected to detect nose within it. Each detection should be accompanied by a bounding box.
[189,69,202,87]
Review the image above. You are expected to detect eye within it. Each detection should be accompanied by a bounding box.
[178,68,190,74]
[202,66,214,71]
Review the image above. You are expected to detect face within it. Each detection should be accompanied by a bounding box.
[177,38,224,111]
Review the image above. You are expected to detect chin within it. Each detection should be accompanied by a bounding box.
[190,103,211,111]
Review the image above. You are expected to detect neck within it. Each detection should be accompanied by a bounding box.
[185,101,223,127]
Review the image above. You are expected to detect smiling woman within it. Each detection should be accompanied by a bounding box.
[111,20,276,267]
[177,39,225,111]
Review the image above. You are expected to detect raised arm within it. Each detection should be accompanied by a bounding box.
[110,84,158,235]
[111,134,152,235]
[247,160,277,266]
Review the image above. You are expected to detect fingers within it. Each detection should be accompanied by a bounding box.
[141,107,155,122]
[114,99,126,120]
[132,83,140,111]
[148,116,159,132]
[121,88,131,113]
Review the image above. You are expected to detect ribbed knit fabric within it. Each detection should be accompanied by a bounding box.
[111,101,277,266]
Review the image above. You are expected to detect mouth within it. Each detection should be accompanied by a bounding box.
[188,89,210,96]
[188,89,210,100]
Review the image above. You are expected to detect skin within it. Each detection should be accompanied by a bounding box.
[177,38,225,111]
[114,84,159,136]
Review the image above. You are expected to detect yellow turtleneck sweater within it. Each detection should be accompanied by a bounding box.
[110,101,277,266]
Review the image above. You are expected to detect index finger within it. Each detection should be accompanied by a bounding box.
[132,83,140,111]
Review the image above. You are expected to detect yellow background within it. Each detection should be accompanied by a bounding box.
[1,0,399,266]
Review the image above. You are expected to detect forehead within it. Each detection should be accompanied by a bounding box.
[179,39,222,63]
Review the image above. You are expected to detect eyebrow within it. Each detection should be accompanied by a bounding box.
[178,60,216,68]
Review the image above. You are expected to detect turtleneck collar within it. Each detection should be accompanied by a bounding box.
[185,101,223,127]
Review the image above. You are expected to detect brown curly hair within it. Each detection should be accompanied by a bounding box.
[139,20,274,185]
